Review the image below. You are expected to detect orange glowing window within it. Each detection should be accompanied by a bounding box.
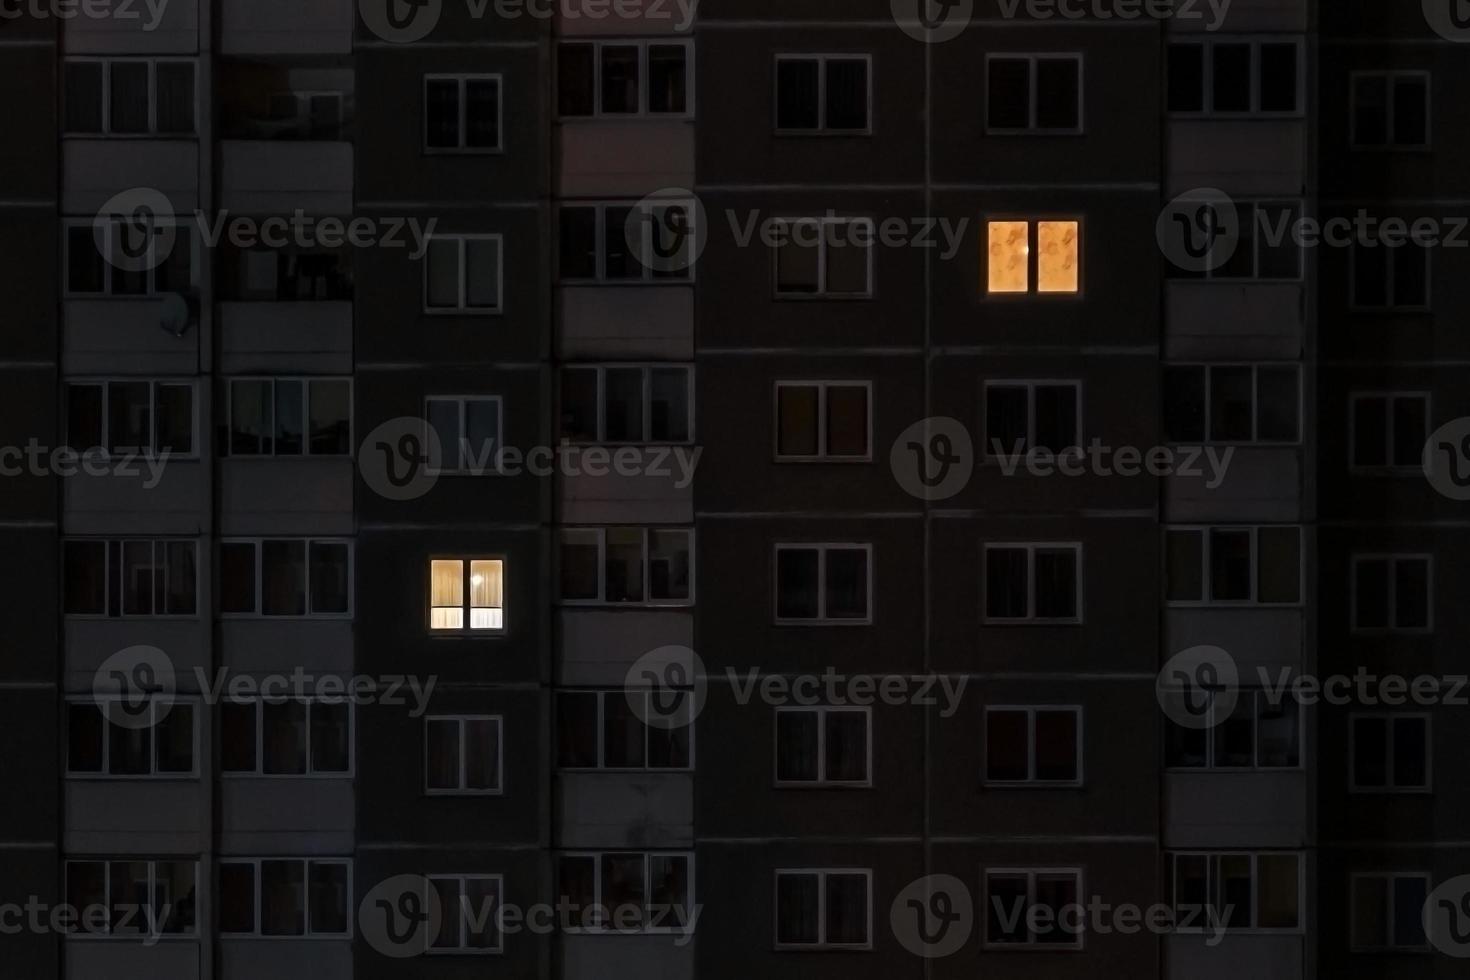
[986,219,1080,295]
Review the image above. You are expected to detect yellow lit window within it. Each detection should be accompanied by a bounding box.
[986,219,1080,295]
[430,558,505,632]
[987,221,1030,293]
[1037,221,1079,293]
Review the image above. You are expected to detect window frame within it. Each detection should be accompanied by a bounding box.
[1349,70,1432,151]
[422,233,504,314]
[984,53,1085,135]
[1164,525,1304,608]
[1348,872,1433,952]
[560,364,696,446]
[422,73,504,154]
[1348,392,1430,473]
[64,379,199,459]
[770,217,876,299]
[556,690,695,773]
[1348,239,1433,312]
[1163,363,1304,446]
[423,395,505,475]
[62,858,200,938]
[1171,200,1305,282]
[982,705,1084,787]
[63,216,198,298]
[981,379,1084,459]
[772,380,874,463]
[982,867,1086,948]
[1168,851,1305,934]
[557,851,696,936]
[558,527,696,608]
[220,697,355,779]
[424,715,505,795]
[772,705,873,788]
[426,556,508,635]
[65,697,201,779]
[772,53,873,136]
[1166,37,1305,118]
[62,56,199,137]
[218,537,354,619]
[771,868,874,950]
[62,537,201,619]
[216,857,354,939]
[1163,690,1305,772]
[225,377,354,458]
[1350,553,1434,635]
[984,216,1084,296]
[981,542,1084,625]
[557,200,696,284]
[1349,712,1432,794]
[557,39,695,119]
[424,874,505,954]
[772,542,874,626]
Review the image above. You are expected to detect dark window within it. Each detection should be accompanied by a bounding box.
[776,57,868,132]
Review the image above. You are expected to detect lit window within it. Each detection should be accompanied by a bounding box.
[430,558,505,632]
[987,220,1078,294]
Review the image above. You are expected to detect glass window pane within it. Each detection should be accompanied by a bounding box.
[558,44,595,116]
[777,386,819,457]
[602,693,645,768]
[273,380,304,456]
[824,59,868,130]
[1167,530,1204,602]
[985,710,1028,781]
[426,719,461,789]
[262,540,307,616]
[776,59,819,130]
[1352,716,1387,787]
[426,238,460,309]
[1211,43,1252,112]
[826,386,869,458]
[1167,43,1205,113]
[465,238,500,309]
[1392,716,1427,787]
[649,45,687,114]
[825,873,868,945]
[559,207,597,280]
[826,228,870,295]
[310,702,349,773]
[1395,559,1430,630]
[776,548,819,619]
[67,384,104,452]
[308,541,349,615]
[67,225,105,293]
[825,548,868,620]
[65,61,104,133]
[1258,43,1298,113]
[1256,855,1299,928]
[775,711,819,781]
[561,368,600,442]
[986,874,1028,942]
[154,62,194,134]
[108,382,150,454]
[1037,221,1079,293]
[464,719,500,790]
[605,527,644,602]
[1392,76,1428,146]
[68,703,104,772]
[120,539,156,615]
[219,864,256,933]
[985,547,1029,619]
[109,62,150,134]
[465,78,499,148]
[1036,58,1080,129]
[1257,696,1300,768]
[221,701,256,772]
[825,710,868,782]
[986,386,1028,455]
[1257,527,1300,604]
[1034,385,1078,452]
[425,78,460,148]
[1208,529,1252,602]
[988,221,1029,293]
[464,400,500,472]
[603,206,636,280]
[1034,548,1078,619]
[426,399,461,471]
[260,860,306,936]
[262,700,308,775]
[1353,398,1388,467]
[230,380,272,455]
[1392,397,1427,468]
[1353,877,1387,948]
[155,384,193,455]
[469,559,503,630]
[155,703,194,773]
[308,380,350,455]
[602,854,645,927]
[1392,877,1428,948]
[1353,75,1388,146]
[559,530,600,601]
[557,693,599,768]
[988,58,1029,128]
[64,540,107,615]
[1209,367,1254,441]
[1035,709,1078,781]
[308,863,348,934]
[775,224,820,294]
[649,530,690,601]
[776,874,819,944]
[600,45,639,114]
[650,368,690,442]
[1255,367,1299,442]
[430,559,464,630]
[604,368,643,442]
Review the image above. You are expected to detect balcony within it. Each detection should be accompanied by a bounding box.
[557,772,693,849]
[220,140,353,214]
[220,0,353,55]
[62,458,205,537]
[65,780,204,853]
[221,621,354,676]
[560,936,693,980]
[221,778,354,853]
[65,941,201,980]
[558,609,694,686]
[558,121,694,197]
[558,450,694,525]
[1165,447,1304,524]
[63,297,200,376]
[1165,608,1304,672]
[220,940,350,980]
[557,286,693,359]
[1165,934,1305,980]
[1165,771,1308,848]
[1166,280,1304,361]
[64,0,199,54]
[220,302,353,374]
[1168,120,1307,198]
[221,458,354,536]
[63,140,198,214]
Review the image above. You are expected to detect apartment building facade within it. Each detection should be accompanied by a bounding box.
[0,0,1466,976]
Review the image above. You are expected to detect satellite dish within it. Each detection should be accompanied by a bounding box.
[158,293,195,338]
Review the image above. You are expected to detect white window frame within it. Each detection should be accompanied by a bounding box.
[1349,712,1432,793]
[63,538,200,619]
[219,537,354,619]
[63,216,197,298]
[424,715,505,795]
[772,868,874,950]
[62,56,198,136]
[1165,525,1304,608]
[65,697,200,779]
[559,527,695,607]
[1349,240,1432,312]
[1173,200,1304,282]
[427,556,508,634]
[982,867,1085,948]
[422,234,504,314]
[220,698,354,778]
[558,200,696,284]
[423,395,505,474]
[984,217,1085,296]
[981,379,1084,458]
[982,542,1084,625]
[557,39,695,119]
[1350,554,1433,634]
[1164,690,1305,771]
[63,858,200,938]
[1349,71,1431,150]
[1164,364,1304,445]
[64,379,198,458]
[773,705,872,788]
[1348,392,1430,472]
[773,54,873,135]
[225,377,354,457]
[983,705,1084,787]
[1168,851,1304,934]
[424,874,505,954]
[558,851,695,936]
[556,690,694,772]
[772,542,873,626]
[560,364,695,445]
[1166,37,1305,118]
[423,73,503,153]
[770,217,875,299]
[1349,872,1433,952]
[217,857,354,938]
[984,53,1085,135]
[772,380,873,462]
